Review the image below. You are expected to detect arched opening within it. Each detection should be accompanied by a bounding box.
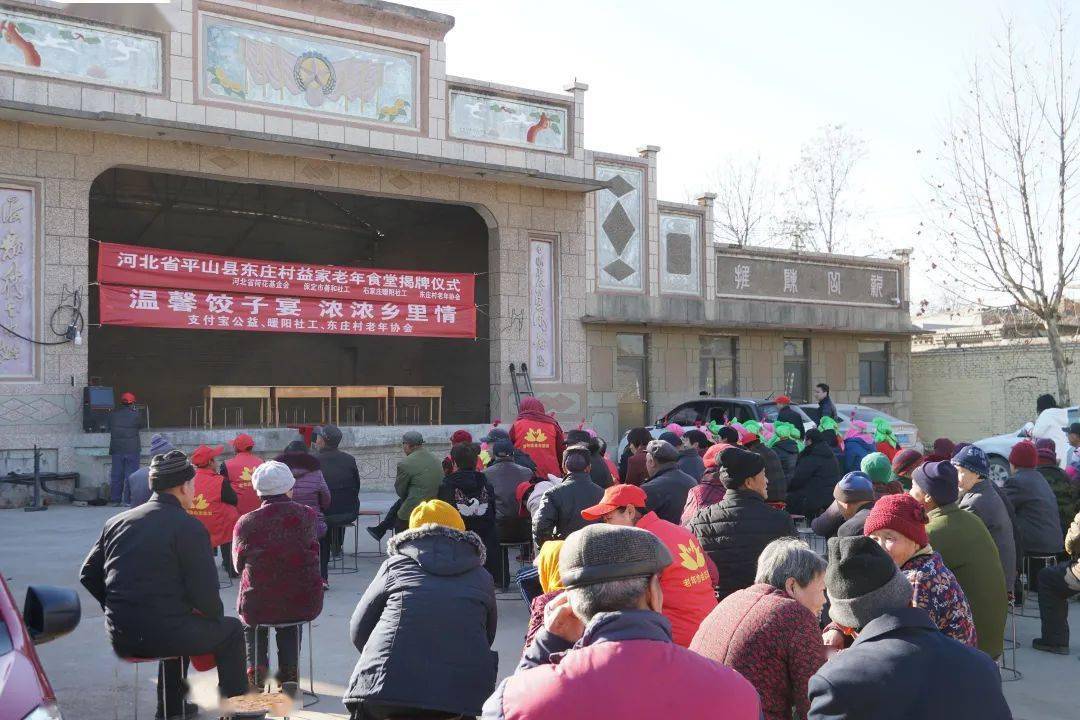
[87,168,491,427]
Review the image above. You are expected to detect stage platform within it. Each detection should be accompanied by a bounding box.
[18,423,488,507]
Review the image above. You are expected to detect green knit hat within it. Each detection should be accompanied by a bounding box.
[861,452,892,485]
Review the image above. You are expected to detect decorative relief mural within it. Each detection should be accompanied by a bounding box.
[0,185,35,380]
[595,164,644,291]
[0,7,161,92]
[200,12,418,127]
[449,89,568,152]
[529,237,556,379]
[659,212,701,295]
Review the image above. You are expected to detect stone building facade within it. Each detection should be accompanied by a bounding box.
[0,0,916,505]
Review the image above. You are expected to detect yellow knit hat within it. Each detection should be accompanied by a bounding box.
[408,499,465,531]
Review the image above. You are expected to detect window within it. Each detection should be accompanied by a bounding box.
[783,339,809,402]
[668,403,706,425]
[616,333,649,436]
[859,341,890,396]
[700,336,736,396]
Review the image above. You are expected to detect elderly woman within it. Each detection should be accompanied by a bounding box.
[523,539,565,650]
[276,439,331,586]
[345,499,497,720]
[863,493,978,647]
[690,538,828,720]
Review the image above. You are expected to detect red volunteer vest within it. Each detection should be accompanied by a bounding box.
[225,452,264,516]
[511,418,561,479]
[188,466,240,548]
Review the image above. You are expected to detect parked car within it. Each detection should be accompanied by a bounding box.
[0,573,81,719]
[974,407,1077,485]
[800,403,920,450]
[616,397,814,457]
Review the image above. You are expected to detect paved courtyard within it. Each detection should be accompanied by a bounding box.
[0,502,1074,719]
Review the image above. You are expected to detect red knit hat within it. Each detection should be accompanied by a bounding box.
[1035,438,1058,466]
[450,429,473,444]
[891,448,924,478]
[864,492,929,547]
[1009,440,1038,469]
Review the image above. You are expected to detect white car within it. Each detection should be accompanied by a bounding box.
[973,407,1077,484]
[799,404,920,450]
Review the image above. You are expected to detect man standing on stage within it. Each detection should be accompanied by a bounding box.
[108,391,142,506]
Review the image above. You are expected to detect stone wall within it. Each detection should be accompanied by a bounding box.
[911,339,1080,443]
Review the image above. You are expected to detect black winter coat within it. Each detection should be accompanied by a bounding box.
[79,494,222,648]
[688,488,796,600]
[807,608,1010,720]
[345,524,498,716]
[777,406,806,438]
[533,472,603,547]
[787,442,841,518]
[317,447,361,521]
[772,439,799,483]
[438,469,499,577]
[676,448,706,482]
[745,440,787,502]
[837,500,875,537]
[108,405,142,455]
[589,451,615,488]
[643,464,698,525]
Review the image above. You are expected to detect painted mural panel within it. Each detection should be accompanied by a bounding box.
[0,185,36,380]
[449,89,568,152]
[0,7,161,92]
[200,12,418,127]
[595,164,644,291]
[529,237,556,379]
[659,212,701,295]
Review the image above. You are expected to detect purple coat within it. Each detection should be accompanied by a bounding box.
[276,451,331,537]
[233,495,324,626]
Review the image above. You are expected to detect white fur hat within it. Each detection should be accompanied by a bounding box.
[251,460,295,497]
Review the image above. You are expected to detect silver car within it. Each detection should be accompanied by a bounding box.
[799,403,920,450]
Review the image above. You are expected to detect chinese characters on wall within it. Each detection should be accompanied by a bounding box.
[528,237,555,379]
[717,251,900,307]
[0,186,34,379]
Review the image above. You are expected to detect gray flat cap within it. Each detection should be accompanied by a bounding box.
[559,524,673,589]
[401,430,424,445]
[646,439,679,463]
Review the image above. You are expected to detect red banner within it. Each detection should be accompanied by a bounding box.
[98,284,476,338]
[97,241,475,307]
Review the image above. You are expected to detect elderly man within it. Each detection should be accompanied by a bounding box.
[952,445,1018,595]
[125,433,172,508]
[689,447,796,599]
[910,461,1008,659]
[533,444,604,548]
[581,484,717,647]
[483,524,760,720]
[368,430,443,541]
[484,438,535,544]
[775,394,806,439]
[807,536,1010,720]
[642,439,698,524]
[314,424,361,558]
[80,450,250,719]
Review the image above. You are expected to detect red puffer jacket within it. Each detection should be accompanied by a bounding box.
[487,610,760,720]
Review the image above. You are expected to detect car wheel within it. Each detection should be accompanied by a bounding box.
[987,456,1011,485]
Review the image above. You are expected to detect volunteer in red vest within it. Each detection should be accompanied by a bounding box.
[582,483,718,647]
[509,397,566,480]
[220,433,264,516]
[189,444,241,578]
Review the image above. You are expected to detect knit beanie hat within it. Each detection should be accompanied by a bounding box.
[658,431,682,447]
[450,429,473,444]
[825,535,914,630]
[563,444,592,473]
[719,446,765,488]
[409,499,465,531]
[149,450,195,491]
[646,439,680,463]
[863,492,930,547]
[891,448,924,478]
[911,460,960,506]
[860,452,893,485]
[1009,440,1038,469]
[559,524,672,589]
[1035,438,1058,466]
[952,445,989,478]
[149,433,173,456]
[491,438,515,459]
[251,459,295,497]
[834,471,875,503]
[932,437,956,459]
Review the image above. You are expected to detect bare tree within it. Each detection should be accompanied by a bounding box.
[927,7,1080,404]
[710,154,772,245]
[789,124,866,252]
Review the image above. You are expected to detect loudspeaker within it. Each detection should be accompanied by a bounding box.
[83,386,114,433]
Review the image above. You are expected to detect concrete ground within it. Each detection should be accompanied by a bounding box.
[0,501,1075,720]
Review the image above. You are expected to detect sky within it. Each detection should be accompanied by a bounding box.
[404,0,1059,305]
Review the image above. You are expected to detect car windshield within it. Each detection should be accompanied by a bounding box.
[758,403,779,421]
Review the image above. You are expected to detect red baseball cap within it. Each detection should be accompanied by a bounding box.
[581,484,648,520]
[231,433,255,452]
[120,392,136,404]
[190,444,223,467]
[775,395,791,405]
